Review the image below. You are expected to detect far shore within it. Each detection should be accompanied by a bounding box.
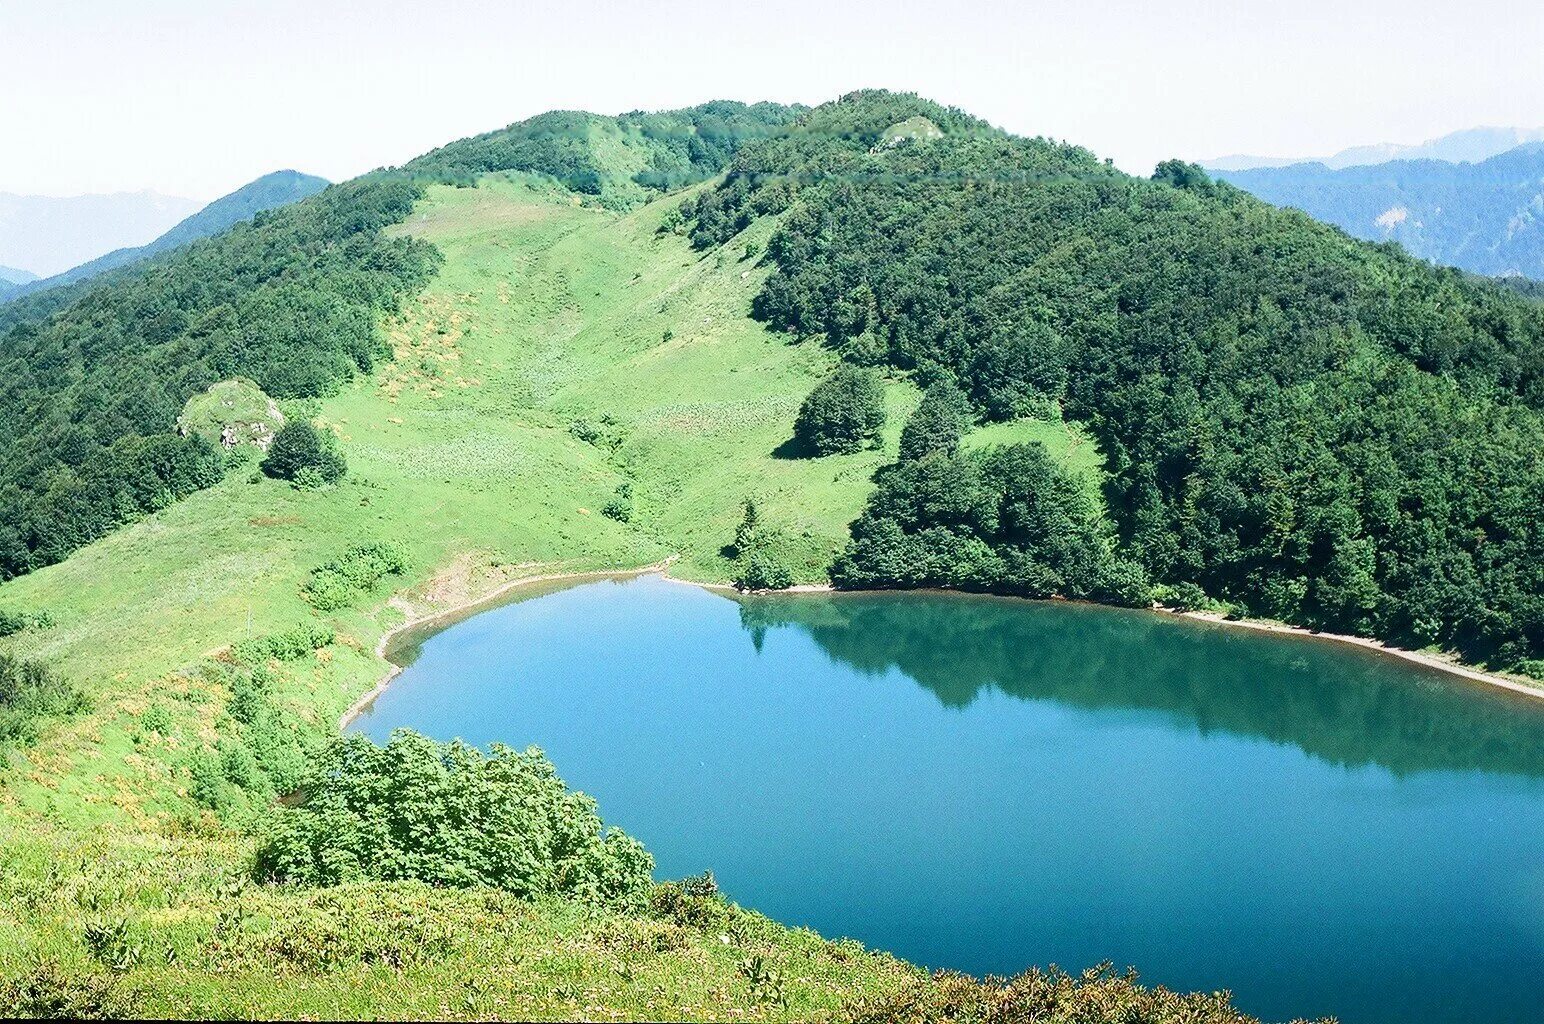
[341,558,1543,731]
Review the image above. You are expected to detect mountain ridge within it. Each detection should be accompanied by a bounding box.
[1205,124,1544,172]
[1214,141,1544,277]
[3,170,330,301]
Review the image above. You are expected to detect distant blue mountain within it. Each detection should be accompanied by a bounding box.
[4,170,329,302]
[1205,125,1544,172]
[1214,143,1544,279]
[0,266,38,302]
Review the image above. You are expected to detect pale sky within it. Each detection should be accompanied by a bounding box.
[4,0,1542,200]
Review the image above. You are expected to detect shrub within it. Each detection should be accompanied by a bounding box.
[792,366,886,456]
[260,421,346,485]
[255,730,654,908]
[847,962,1273,1024]
[302,542,407,611]
[833,443,1135,602]
[0,653,88,746]
[601,482,634,523]
[735,549,794,591]
[229,623,336,665]
[140,704,172,735]
[898,379,973,461]
[0,608,53,638]
[0,958,140,1019]
[732,498,761,557]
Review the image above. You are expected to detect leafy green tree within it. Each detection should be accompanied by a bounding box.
[260,421,346,486]
[899,380,973,460]
[792,366,887,456]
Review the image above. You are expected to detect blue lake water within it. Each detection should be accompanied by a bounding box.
[348,574,1544,1024]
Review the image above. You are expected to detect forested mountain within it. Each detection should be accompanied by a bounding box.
[1215,144,1544,277]
[682,91,1544,671]
[3,170,330,301]
[1206,124,1544,171]
[0,189,200,277]
[0,266,37,303]
[0,102,800,580]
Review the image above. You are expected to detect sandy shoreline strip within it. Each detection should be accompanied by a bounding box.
[341,559,1541,730]
[1166,608,1544,702]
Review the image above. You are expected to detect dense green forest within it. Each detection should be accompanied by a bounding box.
[1215,144,1544,278]
[684,91,1544,671]
[0,102,800,581]
[0,178,436,578]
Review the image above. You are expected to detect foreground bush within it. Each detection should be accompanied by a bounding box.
[255,730,654,907]
[793,365,887,455]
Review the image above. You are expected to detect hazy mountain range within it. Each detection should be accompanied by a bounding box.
[1205,125,1544,172]
[2,170,329,302]
[0,189,201,277]
[1214,142,1544,278]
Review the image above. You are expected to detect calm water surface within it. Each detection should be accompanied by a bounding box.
[349,575,1544,1024]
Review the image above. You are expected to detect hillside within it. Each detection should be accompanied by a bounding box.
[1,90,1537,1019]
[4,171,330,300]
[0,189,201,278]
[0,266,38,303]
[1216,143,1544,277]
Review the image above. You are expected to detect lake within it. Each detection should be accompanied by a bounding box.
[347,573,1544,1024]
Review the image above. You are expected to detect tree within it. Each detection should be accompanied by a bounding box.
[260,421,346,486]
[792,366,887,456]
[899,379,973,460]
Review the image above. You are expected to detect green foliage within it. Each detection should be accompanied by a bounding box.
[254,730,654,908]
[229,622,335,665]
[834,443,1149,605]
[792,365,887,456]
[82,917,143,973]
[0,958,140,1019]
[0,176,438,581]
[140,703,172,735]
[735,549,795,592]
[260,421,346,486]
[601,482,634,523]
[687,89,1544,667]
[302,542,407,611]
[732,498,761,557]
[848,962,1279,1024]
[569,412,626,452]
[0,607,53,638]
[0,653,88,746]
[898,380,973,461]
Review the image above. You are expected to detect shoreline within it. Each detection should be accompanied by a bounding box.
[336,558,676,729]
[341,559,1542,731]
[1164,607,1544,702]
